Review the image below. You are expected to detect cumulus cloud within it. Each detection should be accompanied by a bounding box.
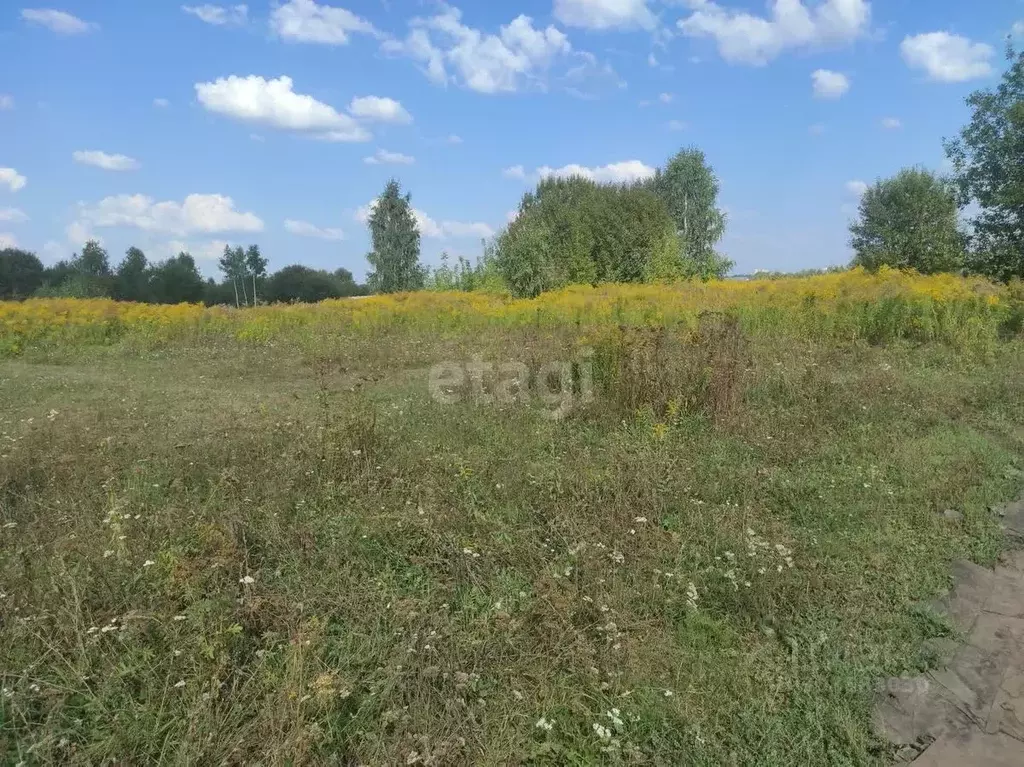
[0,95,13,110]
[195,75,371,141]
[21,8,97,35]
[71,193,264,239]
[354,199,494,239]
[270,0,377,44]
[812,69,849,99]
[553,0,656,30]
[900,32,994,83]
[881,116,902,130]
[537,160,656,184]
[446,134,463,145]
[182,4,248,25]
[382,5,576,94]
[846,180,868,197]
[0,168,27,193]
[0,208,28,223]
[348,96,412,124]
[364,149,415,165]
[73,150,141,172]
[678,0,870,65]
[0,233,17,249]
[502,165,527,180]
[284,219,345,240]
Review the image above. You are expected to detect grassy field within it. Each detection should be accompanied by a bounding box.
[2,273,1024,764]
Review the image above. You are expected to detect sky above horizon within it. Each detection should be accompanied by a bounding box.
[1,0,1021,280]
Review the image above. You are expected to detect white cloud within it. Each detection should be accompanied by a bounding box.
[161,239,230,263]
[0,168,27,192]
[348,96,412,124]
[647,52,658,67]
[0,95,13,110]
[71,193,264,238]
[354,199,494,239]
[270,0,377,45]
[846,180,868,197]
[812,69,849,99]
[503,165,526,180]
[678,0,870,66]
[1013,21,1024,40]
[0,208,29,223]
[195,74,371,141]
[383,6,574,94]
[667,119,686,131]
[364,149,415,165]
[900,32,994,83]
[553,0,656,30]
[881,116,902,130]
[537,160,656,184]
[658,91,673,104]
[182,4,248,26]
[153,97,170,108]
[73,150,140,172]
[447,134,463,145]
[284,219,345,240]
[21,8,96,35]
[0,233,17,249]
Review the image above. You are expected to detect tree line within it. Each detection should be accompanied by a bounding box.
[0,242,368,303]
[3,47,1021,304]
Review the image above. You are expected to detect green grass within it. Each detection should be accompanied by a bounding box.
[1,329,1023,765]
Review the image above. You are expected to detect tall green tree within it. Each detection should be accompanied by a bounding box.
[651,149,731,279]
[115,247,150,302]
[150,252,206,304]
[218,245,248,307]
[0,248,44,299]
[365,180,424,294]
[944,46,1024,281]
[849,168,964,274]
[245,245,268,305]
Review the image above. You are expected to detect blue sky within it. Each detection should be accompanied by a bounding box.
[0,1,1021,280]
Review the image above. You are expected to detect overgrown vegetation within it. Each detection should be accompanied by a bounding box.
[1,280,1022,763]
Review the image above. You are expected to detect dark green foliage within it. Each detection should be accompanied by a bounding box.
[366,180,425,294]
[945,47,1024,281]
[265,265,364,303]
[494,176,682,297]
[114,247,150,302]
[149,253,206,304]
[0,248,44,299]
[849,168,965,274]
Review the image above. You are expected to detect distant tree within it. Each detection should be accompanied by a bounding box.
[944,46,1024,281]
[245,244,268,305]
[150,252,206,304]
[849,168,964,274]
[0,249,45,299]
[265,265,347,303]
[115,247,150,302]
[366,179,425,293]
[73,240,112,279]
[332,267,366,296]
[218,245,248,307]
[650,148,731,279]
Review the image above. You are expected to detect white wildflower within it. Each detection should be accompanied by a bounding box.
[142,560,155,567]
[535,717,554,731]
[239,575,255,585]
[173,680,186,688]
[606,708,624,729]
[685,581,699,610]
[592,722,612,741]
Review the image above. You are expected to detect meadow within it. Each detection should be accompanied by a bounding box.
[2,268,1024,765]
